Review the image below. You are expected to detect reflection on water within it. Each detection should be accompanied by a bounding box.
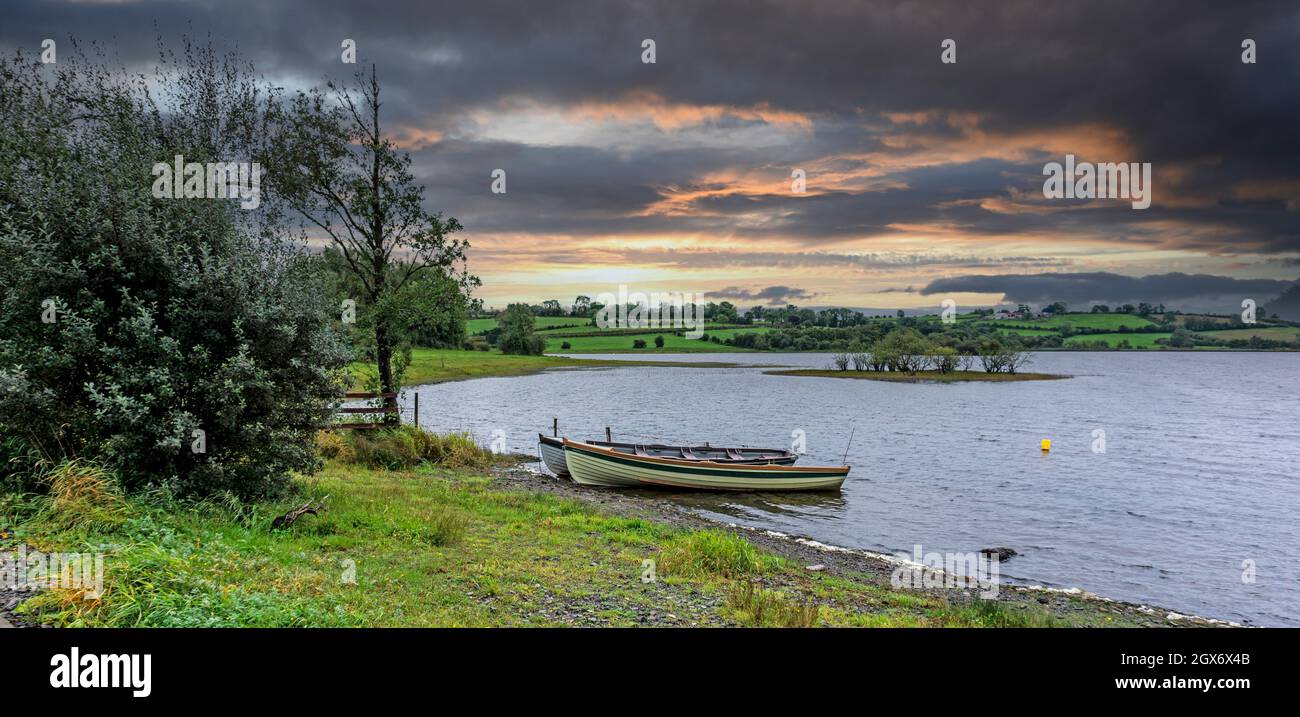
[404,351,1300,626]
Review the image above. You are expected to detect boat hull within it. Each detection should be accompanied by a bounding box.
[539,433,797,477]
[563,439,847,492]
[537,437,570,476]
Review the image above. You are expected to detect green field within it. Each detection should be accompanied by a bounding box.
[350,348,735,387]
[1063,332,1172,348]
[545,327,771,353]
[467,316,587,334]
[995,327,1058,337]
[987,313,1157,331]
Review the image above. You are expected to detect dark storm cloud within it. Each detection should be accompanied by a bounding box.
[919,272,1293,309]
[710,285,816,305]
[1,0,1297,251]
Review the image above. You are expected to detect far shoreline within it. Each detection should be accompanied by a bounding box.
[763,369,1069,382]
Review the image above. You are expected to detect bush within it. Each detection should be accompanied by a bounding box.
[0,50,351,499]
[831,353,850,370]
[633,339,647,349]
[38,460,128,531]
[320,426,493,471]
[654,335,665,348]
[313,430,356,463]
[561,341,571,350]
[497,304,545,355]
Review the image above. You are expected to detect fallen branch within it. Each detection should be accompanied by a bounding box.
[271,495,330,530]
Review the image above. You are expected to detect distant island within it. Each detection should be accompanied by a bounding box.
[765,369,1068,383]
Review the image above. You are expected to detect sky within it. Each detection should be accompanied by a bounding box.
[4,0,1299,312]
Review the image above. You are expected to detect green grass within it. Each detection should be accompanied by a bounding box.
[1,456,1150,628]
[657,530,779,579]
[994,327,1057,337]
[545,327,771,353]
[348,348,737,387]
[466,316,585,335]
[766,369,1067,382]
[727,580,821,627]
[990,313,1157,330]
[1063,332,1172,348]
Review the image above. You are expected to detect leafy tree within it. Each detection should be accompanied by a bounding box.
[498,304,544,355]
[571,295,592,317]
[316,248,469,354]
[930,346,959,373]
[264,66,475,423]
[0,46,349,498]
[871,328,932,373]
[978,339,1032,373]
[1167,328,1197,348]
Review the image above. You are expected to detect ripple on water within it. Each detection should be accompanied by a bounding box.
[407,351,1300,626]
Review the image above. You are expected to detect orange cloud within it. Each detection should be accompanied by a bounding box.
[564,91,814,131]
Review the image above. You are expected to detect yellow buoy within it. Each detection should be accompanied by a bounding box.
[1041,438,1051,452]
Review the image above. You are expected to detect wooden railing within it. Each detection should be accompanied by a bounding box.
[334,391,400,430]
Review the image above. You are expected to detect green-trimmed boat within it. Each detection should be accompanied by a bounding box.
[562,439,849,492]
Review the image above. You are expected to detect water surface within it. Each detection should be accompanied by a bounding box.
[402,351,1300,626]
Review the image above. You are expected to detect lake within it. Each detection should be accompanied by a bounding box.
[401,351,1300,626]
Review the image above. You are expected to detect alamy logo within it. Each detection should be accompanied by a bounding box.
[2,545,103,598]
[151,154,262,209]
[1043,154,1151,209]
[890,545,1000,598]
[50,648,151,697]
[594,284,705,339]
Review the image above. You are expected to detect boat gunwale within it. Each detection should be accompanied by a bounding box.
[562,438,848,474]
[540,433,795,459]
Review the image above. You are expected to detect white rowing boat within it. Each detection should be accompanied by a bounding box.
[561,438,848,492]
[536,433,797,477]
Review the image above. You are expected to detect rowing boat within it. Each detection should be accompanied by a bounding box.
[537,434,797,476]
[561,438,848,492]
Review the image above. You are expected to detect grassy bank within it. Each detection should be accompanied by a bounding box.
[766,369,1068,382]
[349,348,737,387]
[0,439,1159,627]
